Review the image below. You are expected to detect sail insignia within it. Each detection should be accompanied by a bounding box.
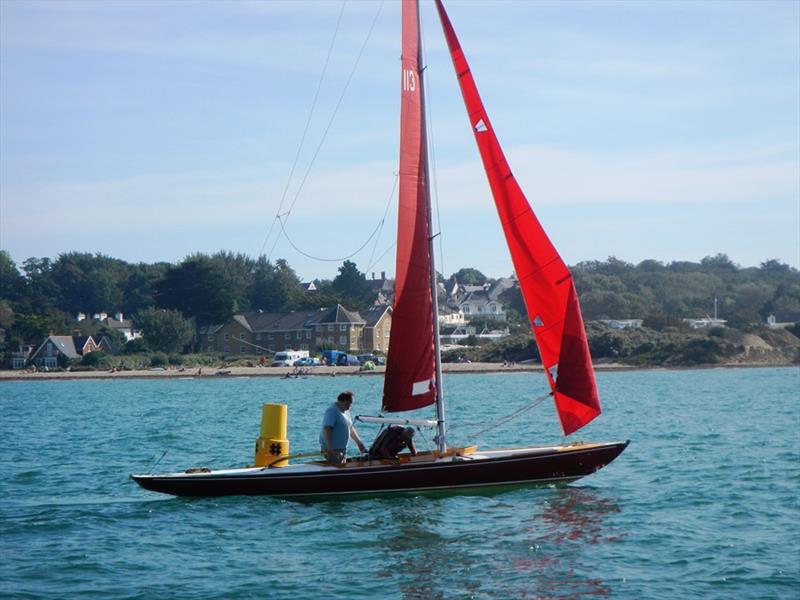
[533,315,544,327]
[474,118,488,132]
[412,379,433,396]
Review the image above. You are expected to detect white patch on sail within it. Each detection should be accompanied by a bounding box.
[412,379,431,396]
[548,364,559,381]
[474,119,488,132]
[533,315,544,327]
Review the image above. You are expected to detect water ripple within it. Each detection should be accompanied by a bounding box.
[1,368,798,599]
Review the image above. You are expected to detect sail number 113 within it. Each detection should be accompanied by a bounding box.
[402,69,416,92]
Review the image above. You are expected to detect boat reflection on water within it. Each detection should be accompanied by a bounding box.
[369,498,478,599]
[513,487,623,598]
[360,488,622,599]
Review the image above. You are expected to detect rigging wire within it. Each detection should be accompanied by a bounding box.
[419,8,447,281]
[275,212,383,263]
[268,0,387,264]
[258,1,347,259]
[449,391,552,440]
[365,242,396,276]
[274,168,397,264]
[365,173,399,272]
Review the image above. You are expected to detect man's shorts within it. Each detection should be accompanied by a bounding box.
[323,448,346,465]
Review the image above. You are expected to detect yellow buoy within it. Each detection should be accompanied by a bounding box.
[254,403,290,467]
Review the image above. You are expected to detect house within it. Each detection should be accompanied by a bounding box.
[683,318,727,329]
[198,304,385,356]
[766,312,800,328]
[360,305,392,353]
[440,324,477,344]
[458,289,507,321]
[29,335,101,369]
[599,319,643,330]
[9,345,35,369]
[367,272,394,306]
[101,312,141,342]
[311,305,366,353]
[439,324,509,344]
[446,276,515,322]
[438,306,466,327]
[76,311,142,342]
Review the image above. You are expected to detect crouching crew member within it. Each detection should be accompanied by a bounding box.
[369,426,418,460]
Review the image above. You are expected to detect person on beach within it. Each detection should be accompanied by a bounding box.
[369,426,418,461]
[319,391,366,465]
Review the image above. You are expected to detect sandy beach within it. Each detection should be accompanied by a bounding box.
[2,361,790,381]
[0,362,555,381]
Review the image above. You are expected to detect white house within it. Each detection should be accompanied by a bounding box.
[683,318,727,329]
[77,311,142,342]
[599,319,643,330]
[766,313,800,328]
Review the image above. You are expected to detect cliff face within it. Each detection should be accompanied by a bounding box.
[726,328,800,366]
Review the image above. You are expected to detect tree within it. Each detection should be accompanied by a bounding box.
[10,313,59,343]
[332,260,373,307]
[642,313,684,331]
[122,263,168,315]
[0,300,15,330]
[701,253,738,271]
[81,350,108,368]
[0,251,25,303]
[210,251,257,311]
[578,291,631,320]
[760,259,793,274]
[49,252,129,315]
[637,259,665,272]
[132,308,193,353]
[249,258,303,312]
[589,332,627,359]
[448,267,487,287]
[156,255,234,325]
[20,257,58,313]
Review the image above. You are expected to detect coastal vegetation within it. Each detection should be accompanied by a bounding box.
[1,250,798,367]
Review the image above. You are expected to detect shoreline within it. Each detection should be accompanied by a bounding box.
[0,361,796,382]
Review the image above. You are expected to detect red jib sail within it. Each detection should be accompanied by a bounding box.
[435,0,601,435]
[382,0,436,412]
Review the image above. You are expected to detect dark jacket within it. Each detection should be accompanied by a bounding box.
[368,426,416,460]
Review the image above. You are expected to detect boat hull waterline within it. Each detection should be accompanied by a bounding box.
[131,441,628,498]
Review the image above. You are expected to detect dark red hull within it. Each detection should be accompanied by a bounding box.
[131,441,628,499]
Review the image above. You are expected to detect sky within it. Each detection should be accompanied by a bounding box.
[1,0,798,281]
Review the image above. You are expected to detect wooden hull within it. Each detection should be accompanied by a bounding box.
[131,441,628,499]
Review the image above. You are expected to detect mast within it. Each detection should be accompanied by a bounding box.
[417,0,447,453]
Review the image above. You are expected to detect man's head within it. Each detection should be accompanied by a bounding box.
[337,391,355,409]
[402,427,415,440]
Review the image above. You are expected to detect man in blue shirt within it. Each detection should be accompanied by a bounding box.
[319,391,366,465]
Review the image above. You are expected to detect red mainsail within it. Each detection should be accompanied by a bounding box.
[435,0,601,435]
[382,0,436,412]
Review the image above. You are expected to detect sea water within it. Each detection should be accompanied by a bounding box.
[1,368,798,599]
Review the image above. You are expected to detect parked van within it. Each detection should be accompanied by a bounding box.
[271,350,309,367]
[336,354,361,366]
[321,350,346,366]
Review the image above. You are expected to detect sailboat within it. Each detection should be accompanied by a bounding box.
[131,0,627,499]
